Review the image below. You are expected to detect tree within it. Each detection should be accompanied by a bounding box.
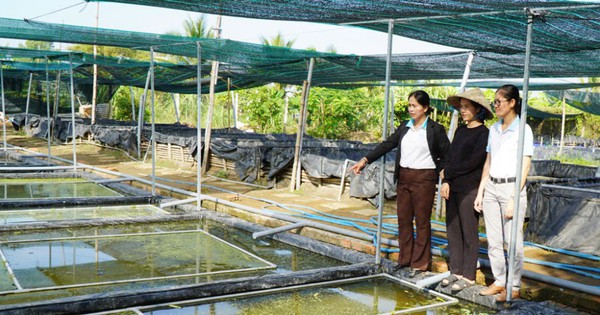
[19,40,53,51]
[259,32,296,48]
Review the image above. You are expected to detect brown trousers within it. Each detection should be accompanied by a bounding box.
[396,168,437,270]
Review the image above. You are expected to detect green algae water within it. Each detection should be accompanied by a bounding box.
[0,205,166,224]
[0,230,273,291]
[0,179,121,199]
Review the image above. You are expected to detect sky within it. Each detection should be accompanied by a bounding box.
[0,0,462,55]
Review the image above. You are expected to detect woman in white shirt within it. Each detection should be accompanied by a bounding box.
[474,84,533,302]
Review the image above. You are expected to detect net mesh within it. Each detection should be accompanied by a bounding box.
[92,0,600,53]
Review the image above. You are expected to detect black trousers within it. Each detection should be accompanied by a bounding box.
[446,191,480,280]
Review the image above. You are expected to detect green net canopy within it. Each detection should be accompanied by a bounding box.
[91,0,600,53]
[546,90,600,116]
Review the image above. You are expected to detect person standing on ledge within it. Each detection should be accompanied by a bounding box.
[439,88,492,293]
[350,90,450,277]
[475,84,533,302]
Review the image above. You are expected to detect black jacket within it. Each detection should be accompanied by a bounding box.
[364,119,450,183]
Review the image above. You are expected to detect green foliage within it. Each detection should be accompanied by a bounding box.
[237,85,287,133]
[259,32,296,48]
[19,40,53,50]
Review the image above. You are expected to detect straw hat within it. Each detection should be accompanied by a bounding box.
[447,88,493,120]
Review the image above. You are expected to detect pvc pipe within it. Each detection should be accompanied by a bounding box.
[252,222,308,240]
[376,19,394,265]
[160,197,198,208]
[416,271,451,289]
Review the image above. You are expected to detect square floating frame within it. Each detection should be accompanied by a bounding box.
[0,230,276,295]
[0,204,168,225]
[96,274,458,315]
[0,179,122,200]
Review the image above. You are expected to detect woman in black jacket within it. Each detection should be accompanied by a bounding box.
[351,90,450,276]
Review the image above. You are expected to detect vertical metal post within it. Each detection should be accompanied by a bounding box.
[25,72,33,126]
[196,42,202,210]
[375,19,394,265]
[506,10,535,302]
[129,86,136,121]
[171,93,181,124]
[68,54,77,169]
[201,15,222,175]
[559,95,566,156]
[91,2,99,125]
[45,58,51,159]
[435,51,475,219]
[290,58,315,191]
[150,47,156,196]
[0,61,5,151]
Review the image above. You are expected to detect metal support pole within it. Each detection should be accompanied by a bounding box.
[171,93,180,123]
[201,15,222,175]
[196,42,202,210]
[290,58,315,191]
[68,54,77,169]
[90,3,100,125]
[45,58,51,159]
[129,86,136,122]
[25,72,33,126]
[375,19,394,265]
[150,47,156,196]
[435,51,475,219]
[0,61,5,151]
[506,10,535,302]
[559,95,566,156]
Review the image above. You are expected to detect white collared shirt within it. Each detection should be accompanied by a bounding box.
[400,117,436,169]
[487,117,534,178]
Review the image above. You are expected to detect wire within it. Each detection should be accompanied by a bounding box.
[26,1,87,22]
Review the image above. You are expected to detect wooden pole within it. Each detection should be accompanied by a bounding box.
[201,15,222,174]
[290,58,315,191]
[25,72,33,126]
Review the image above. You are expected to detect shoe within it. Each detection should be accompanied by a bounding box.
[479,283,504,296]
[441,274,460,287]
[450,278,475,293]
[393,264,409,272]
[496,289,520,302]
[408,268,425,278]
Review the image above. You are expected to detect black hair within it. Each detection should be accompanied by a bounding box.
[496,84,522,116]
[408,90,431,113]
[470,100,489,122]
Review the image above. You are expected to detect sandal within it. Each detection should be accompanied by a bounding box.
[441,274,460,287]
[451,278,475,293]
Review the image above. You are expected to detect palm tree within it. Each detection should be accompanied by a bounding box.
[259,32,296,48]
[182,15,214,39]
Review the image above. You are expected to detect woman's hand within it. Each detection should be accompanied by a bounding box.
[349,158,368,175]
[440,183,450,200]
[474,193,483,213]
[504,198,514,220]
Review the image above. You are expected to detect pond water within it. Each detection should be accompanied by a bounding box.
[0,179,121,199]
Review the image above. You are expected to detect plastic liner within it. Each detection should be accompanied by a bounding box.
[0,195,160,209]
[496,300,581,315]
[526,179,600,256]
[0,263,375,315]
